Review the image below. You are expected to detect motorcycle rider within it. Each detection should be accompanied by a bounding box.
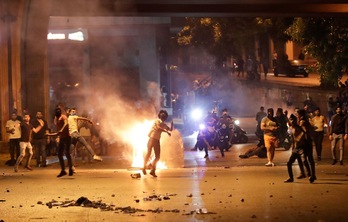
[217,108,233,145]
[191,111,217,153]
[217,123,230,157]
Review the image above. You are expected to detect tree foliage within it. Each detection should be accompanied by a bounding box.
[177,17,259,65]
[287,18,348,88]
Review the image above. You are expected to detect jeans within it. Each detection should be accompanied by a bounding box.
[70,132,95,165]
[16,142,33,167]
[331,133,345,161]
[33,139,47,166]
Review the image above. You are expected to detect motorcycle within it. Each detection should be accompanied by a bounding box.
[229,120,248,144]
[277,131,293,150]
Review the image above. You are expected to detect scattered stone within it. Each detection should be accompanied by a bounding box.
[251,214,257,218]
[135,199,140,203]
[0,200,6,202]
[228,194,232,197]
[6,189,10,192]
[270,195,273,197]
[241,198,244,202]
[111,194,115,197]
[187,194,193,197]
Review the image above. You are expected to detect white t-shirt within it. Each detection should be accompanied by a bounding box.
[68,115,79,135]
[6,119,21,139]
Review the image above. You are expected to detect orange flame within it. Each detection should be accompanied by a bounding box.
[121,120,168,169]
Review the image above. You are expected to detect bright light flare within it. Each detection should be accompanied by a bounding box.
[191,108,203,120]
[234,119,240,125]
[199,123,206,130]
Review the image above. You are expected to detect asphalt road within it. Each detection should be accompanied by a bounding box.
[1,131,348,222]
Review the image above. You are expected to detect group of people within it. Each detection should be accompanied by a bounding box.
[190,108,237,158]
[254,103,348,184]
[6,111,49,172]
[5,107,103,177]
[252,106,317,183]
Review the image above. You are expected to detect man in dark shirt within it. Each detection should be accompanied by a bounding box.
[329,106,347,165]
[14,114,43,172]
[31,112,49,167]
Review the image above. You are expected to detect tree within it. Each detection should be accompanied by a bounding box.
[256,18,294,68]
[287,17,348,88]
[176,17,259,66]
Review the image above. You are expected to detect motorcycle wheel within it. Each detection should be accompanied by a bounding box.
[240,135,248,143]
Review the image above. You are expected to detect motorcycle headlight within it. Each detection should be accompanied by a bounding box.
[191,108,203,121]
[234,119,240,125]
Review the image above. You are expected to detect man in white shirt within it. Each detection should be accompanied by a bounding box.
[68,108,102,162]
[5,112,21,166]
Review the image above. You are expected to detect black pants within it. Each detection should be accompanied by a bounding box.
[287,152,306,179]
[303,145,316,177]
[58,137,72,171]
[312,131,324,158]
[9,139,20,161]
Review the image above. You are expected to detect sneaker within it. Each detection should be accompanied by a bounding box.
[340,160,344,165]
[284,178,294,183]
[14,165,18,173]
[149,170,158,177]
[25,166,33,171]
[309,176,316,183]
[204,154,208,158]
[69,169,74,176]
[265,162,273,167]
[57,171,67,178]
[142,168,147,175]
[332,159,337,165]
[93,155,103,162]
[296,174,306,179]
[317,156,321,161]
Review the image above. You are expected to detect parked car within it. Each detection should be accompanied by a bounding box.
[273,59,308,77]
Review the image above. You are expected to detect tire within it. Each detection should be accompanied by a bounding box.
[283,142,292,150]
[240,135,248,143]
